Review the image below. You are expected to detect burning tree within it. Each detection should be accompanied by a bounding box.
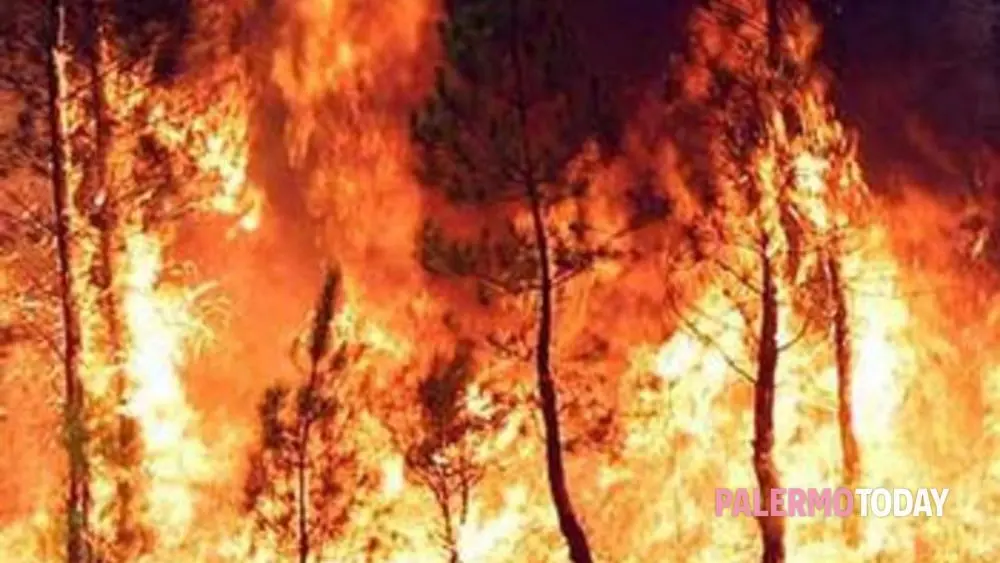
[402,341,512,563]
[412,0,612,559]
[662,1,874,560]
[3,0,998,559]
[0,0,117,556]
[2,0,255,558]
[243,270,367,563]
[42,1,91,559]
[759,1,872,550]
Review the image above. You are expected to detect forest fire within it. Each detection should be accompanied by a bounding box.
[1,0,999,561]
[120,231,210,549]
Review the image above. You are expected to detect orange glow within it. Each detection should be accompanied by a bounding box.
[2,0,1000,561]
[121,231,211,549]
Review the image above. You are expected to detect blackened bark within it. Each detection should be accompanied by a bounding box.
[45,0,89,559]
[81,0,117,362]
[508,0,594,561]
[828,254,860,547]
[753,240,784,563]
[757,4,785,561]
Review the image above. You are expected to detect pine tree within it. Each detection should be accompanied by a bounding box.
[412,1,609,560]
[663,2,864,560]
[76,2,153,558]
[42,0,90,558]
[756,4,784,561]
[667,2,875,559]
[243,270,366,563]
[403,341,512,563]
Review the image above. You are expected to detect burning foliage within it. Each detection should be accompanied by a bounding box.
[0,0,999,562]
[243,269,369,562]
[401,341,514,563]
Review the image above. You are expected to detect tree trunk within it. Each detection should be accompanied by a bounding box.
[45,0,89,560]
[297,433,309,563]
[440,486,459,563]
[767,0,781,68]
[297,364,320,563]
[527,181,594,563]
[507,0,594,561]
[80,0,144,556]
[828,253,860,547]
[759,5,785,562]
[753,241,784,563]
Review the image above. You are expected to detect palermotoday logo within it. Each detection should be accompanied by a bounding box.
[715,487,950,518]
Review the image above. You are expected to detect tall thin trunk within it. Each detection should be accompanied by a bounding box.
[81,0,117,358]
[527,182,594,563]
[508,0,593,561]
[296,432,309,563]
[828,253,860,547]
[80,0,143,556]
[753,239,784,563]
[45,0,89,560]
[757,4,784,563]
[296,365,319,563]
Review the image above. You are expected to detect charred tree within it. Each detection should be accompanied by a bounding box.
[412,1,612,559]
[4,1,251,558]
[665,4,826,560]
[294,274,340,563]
[410,348,477,563]
[44,0,90,559]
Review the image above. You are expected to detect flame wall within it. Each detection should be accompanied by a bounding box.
[2,0,1000,561]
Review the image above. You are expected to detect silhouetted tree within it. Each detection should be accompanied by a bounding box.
[412,1,612,559]
[243,270,366,563]
[403,341,512,563]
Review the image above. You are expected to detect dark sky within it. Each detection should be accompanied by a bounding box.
[575,0,998,188]
[575,0,697,83]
